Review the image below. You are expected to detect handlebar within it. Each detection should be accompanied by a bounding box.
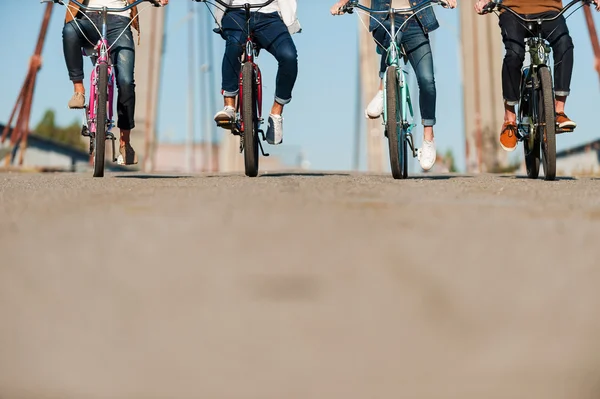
[192,0,277,11]
[338,0,447,15]
[39,0,163,12]
[481,0,594,21]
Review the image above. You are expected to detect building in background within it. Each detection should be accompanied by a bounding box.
[133,5,167,173]
[555,139,600,176]
[459,7,508,173]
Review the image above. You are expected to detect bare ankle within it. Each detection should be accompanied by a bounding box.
[120,130,131,146]
[271,102,284,116]
[73,81,85,94]
[224,96,235,108]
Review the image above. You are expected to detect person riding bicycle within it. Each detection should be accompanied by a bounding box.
[62,0,168,165]
[474,0,600,152]
[330,0,456,171]
[212,0,300,145]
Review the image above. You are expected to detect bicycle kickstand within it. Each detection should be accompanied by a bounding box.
[258,129,270,157]
[106,132,117,162]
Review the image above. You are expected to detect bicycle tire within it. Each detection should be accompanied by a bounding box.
[242,62,259,177]
[538,66,556,181]
[520,73,540,179]
[93,63,108,178]
[386,66,403,179]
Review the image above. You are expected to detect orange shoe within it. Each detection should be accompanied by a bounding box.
[500,121,518,152]
[556,112,576,130]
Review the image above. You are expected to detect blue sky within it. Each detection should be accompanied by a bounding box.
[1,1,600,172]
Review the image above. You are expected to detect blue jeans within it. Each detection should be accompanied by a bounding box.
[221,11,298,105]
[373,18,436,126]
[62,14,136,130]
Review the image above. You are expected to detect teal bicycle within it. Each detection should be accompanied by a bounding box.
[338,0,446,179]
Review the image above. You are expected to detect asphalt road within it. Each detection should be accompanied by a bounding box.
[1,171,600,398]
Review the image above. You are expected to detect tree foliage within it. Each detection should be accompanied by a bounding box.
[34,109,86,151]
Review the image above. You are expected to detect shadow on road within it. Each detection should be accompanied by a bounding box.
[114,175,192,179]
[500,175,577,181]
[408,175,473,180]
[260,172,351,178]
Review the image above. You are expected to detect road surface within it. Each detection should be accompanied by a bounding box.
[1,171,600,398]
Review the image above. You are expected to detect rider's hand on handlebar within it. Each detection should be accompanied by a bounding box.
[330,0,350,15]
[440,0,457,9]
[474,0,491,14]
[593,0,600,11]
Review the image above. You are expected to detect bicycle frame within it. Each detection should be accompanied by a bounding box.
[237,4,263,136]
[85,12,116,152]
[518,30,551,141]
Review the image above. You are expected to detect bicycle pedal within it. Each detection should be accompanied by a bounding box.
[557,127,575,135]
[81,125,91,137]
[216,119,234,128]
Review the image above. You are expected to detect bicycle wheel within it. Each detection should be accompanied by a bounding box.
[93,63,108,178]
[537,66,556,181]
[385,66,403,179]
[242,62,259,177]
[520,75,540,179]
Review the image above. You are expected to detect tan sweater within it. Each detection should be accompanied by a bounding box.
[501,0,563,15]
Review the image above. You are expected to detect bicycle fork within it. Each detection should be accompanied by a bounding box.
[81,63,118,163]
[383,67,418,158]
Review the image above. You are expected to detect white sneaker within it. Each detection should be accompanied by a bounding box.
[365,90,384,119]
[266,114,283,145]
[214,106,235,125]
[418,139,436,171]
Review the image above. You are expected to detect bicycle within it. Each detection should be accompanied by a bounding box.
[480,0,594,181]
[193,0,276,177]
[337,0,446,179]
[41,0,162,177]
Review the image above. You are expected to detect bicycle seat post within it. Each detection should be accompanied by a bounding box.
[101,6,108,41]
[245,3,251,35]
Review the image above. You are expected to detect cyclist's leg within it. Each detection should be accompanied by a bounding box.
[498,11,527,150]
[541,13,575,128]
[402,19,436,170]
[107,15,137,164]
[365,23,391,118]
[253,12,298,145]
[402,20,435,131]
[253,12,298,113]
[62,18,98,108]
[216,10,246,123]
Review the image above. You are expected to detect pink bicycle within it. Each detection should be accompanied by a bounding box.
[42,0,161,177]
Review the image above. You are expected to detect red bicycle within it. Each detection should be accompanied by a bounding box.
[194,0,275,177]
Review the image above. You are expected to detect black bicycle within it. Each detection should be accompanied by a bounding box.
[482,0,594,181]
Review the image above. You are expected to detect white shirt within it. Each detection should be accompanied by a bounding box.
[231,0,280,14]
[392,0,413,13]
[84,0,130,18]
[214,0,300,34]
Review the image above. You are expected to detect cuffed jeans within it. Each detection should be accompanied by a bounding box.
[499,11,574,105]
[373,18,436,126]
[221,10,298,105]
